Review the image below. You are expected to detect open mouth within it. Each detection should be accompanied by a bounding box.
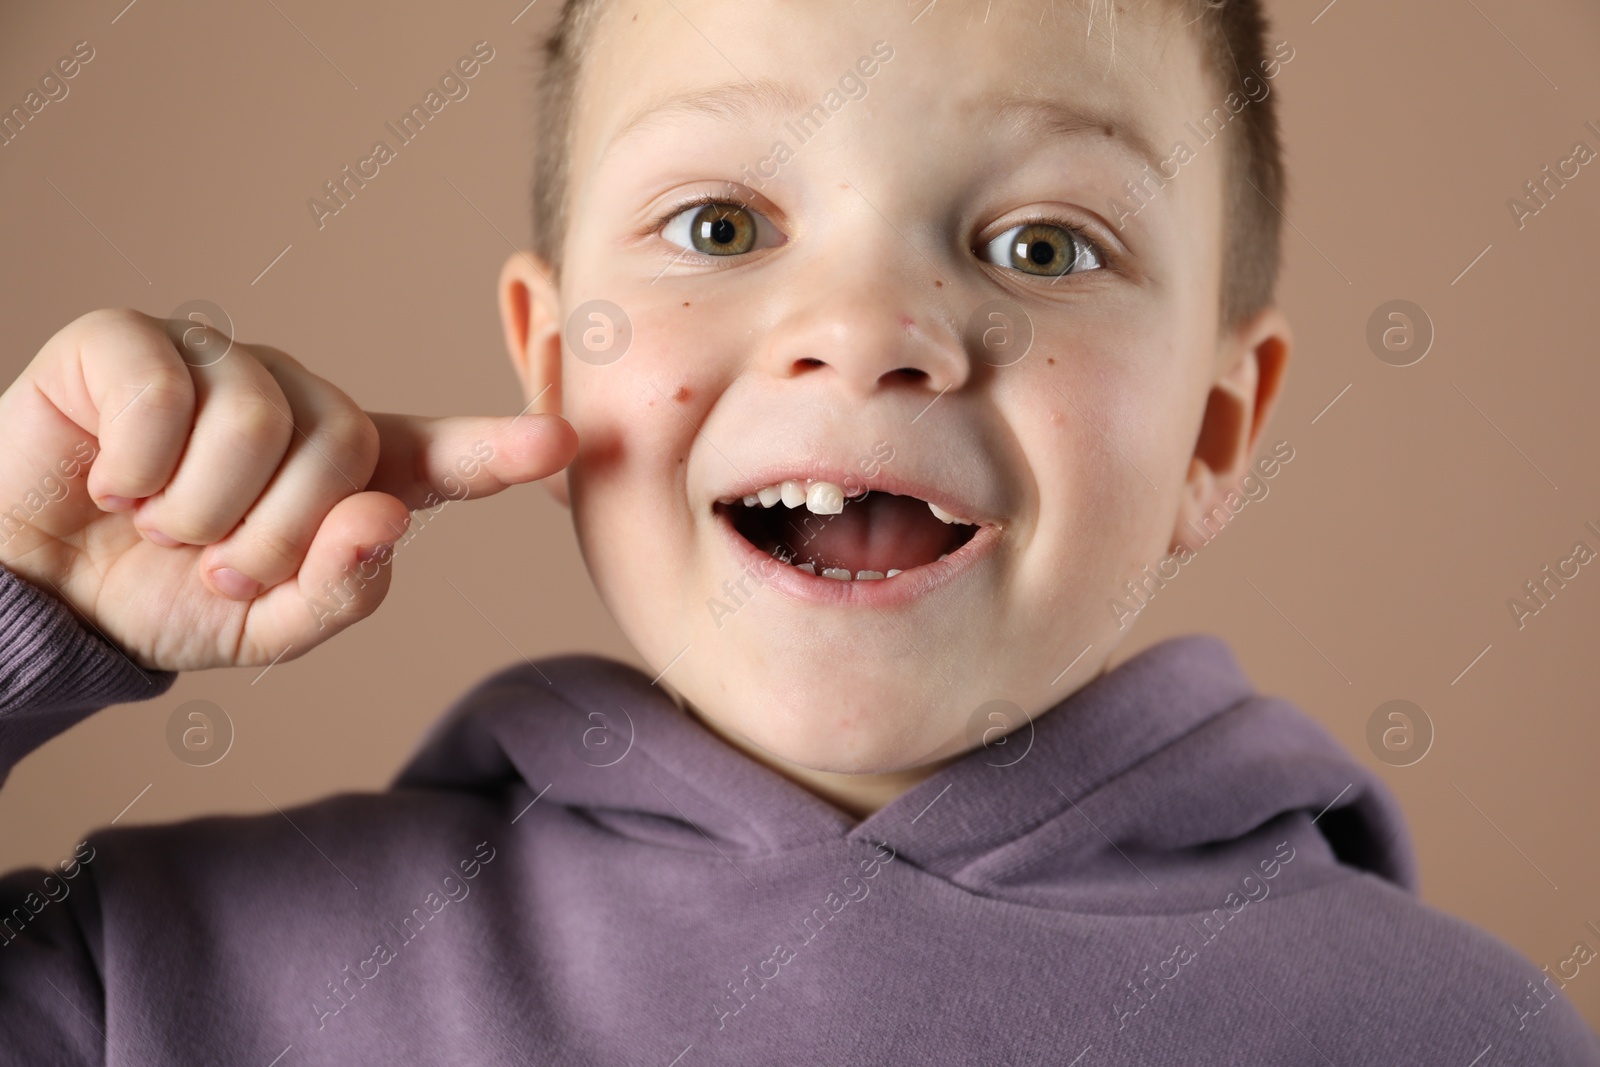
[714,478,981,581]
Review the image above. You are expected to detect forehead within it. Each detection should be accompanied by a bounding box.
[570,0,1210,182]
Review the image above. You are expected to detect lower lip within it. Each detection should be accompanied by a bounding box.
[713,510,1000,609]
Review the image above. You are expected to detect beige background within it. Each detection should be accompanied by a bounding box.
[3,0,1598,1029]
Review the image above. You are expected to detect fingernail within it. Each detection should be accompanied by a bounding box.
[141,527,183,547]
[97,495,136,512]
[356,542,396,563]
[209,567,262,600]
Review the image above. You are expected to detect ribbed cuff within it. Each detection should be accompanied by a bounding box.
[0,564,177,741]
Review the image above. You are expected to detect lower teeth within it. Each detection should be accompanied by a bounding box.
[794,563,907,581]
[763,544,926,581]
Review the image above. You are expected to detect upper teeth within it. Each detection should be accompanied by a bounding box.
[738,478,851,516]
[738,479,969,522]
[806,482,844,515]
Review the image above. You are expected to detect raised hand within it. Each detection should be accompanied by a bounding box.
[0,308,576,672]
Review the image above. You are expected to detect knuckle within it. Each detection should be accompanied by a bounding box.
[225,394,293,451]
[233,525,307,578]
[81,323,198,419]
[249,343,306,373]
[99,383,194,496]
[159,511,229,546]
[79,306,152,335]
[311,409,381,483]
[88,309,175,365]
[135,376,197,422]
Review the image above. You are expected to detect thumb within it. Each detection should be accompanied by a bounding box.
[364,412,577,510]
[235,490,412,660]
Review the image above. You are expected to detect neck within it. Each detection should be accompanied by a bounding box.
[675,698,962,820]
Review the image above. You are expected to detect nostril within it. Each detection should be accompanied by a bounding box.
[891,367,929,383]
[796,357,826,369]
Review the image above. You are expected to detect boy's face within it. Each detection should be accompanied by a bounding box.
[503,0,1289,779]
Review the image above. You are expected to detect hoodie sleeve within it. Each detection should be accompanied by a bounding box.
[0,563,178,786]
[0,563,177,1065]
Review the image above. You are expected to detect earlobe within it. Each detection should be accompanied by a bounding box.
[498,251,570,507]
[1171,307,1292,552]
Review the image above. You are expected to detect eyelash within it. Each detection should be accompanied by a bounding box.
[646,192,751,239]
[647,194,1113,274]
[985,213,1111,275]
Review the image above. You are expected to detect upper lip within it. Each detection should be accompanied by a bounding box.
[712,463,1000,527]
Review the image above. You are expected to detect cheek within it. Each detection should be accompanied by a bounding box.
[563,301,715,470]
[561,281,771,486]
[561,333,726,656]
[1008,319,1203,572]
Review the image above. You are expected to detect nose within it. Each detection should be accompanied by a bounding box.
[758,231,970,399]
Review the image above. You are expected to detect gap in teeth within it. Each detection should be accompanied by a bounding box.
[801,563,923,582]
[765,551,918,581]
[730,482,978,579]
[767,543,911,581]
[743,479,975,525]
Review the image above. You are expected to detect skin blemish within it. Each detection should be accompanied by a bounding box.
[673,385,691,402]
[899,315,914,331]
[683,302,691,307]
[934,280,944,288]
[1047,357,1056,365]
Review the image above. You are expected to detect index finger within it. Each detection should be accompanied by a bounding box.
[363,411,577,510]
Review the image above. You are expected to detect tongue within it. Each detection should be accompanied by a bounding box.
[793,494,956,573]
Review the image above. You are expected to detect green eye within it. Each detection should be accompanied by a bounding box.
[662,201,767,256]
[981,222,1103,277]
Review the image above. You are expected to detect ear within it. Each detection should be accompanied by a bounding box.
[1171,306,1292,553]
[499,251,570,507]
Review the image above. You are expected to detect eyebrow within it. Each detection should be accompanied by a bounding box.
[604,78,813,158]
[603,80,1163,170]
[985,93,1165,171]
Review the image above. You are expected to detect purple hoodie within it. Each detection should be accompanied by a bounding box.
[2,563,1596,1065]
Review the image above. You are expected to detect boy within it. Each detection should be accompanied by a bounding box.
[0,0,1595,1063]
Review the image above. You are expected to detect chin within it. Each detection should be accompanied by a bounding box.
[708,665,956,776]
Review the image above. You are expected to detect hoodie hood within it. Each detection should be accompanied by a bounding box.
[13,564,1600,1065]
[396,634,1416,912]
